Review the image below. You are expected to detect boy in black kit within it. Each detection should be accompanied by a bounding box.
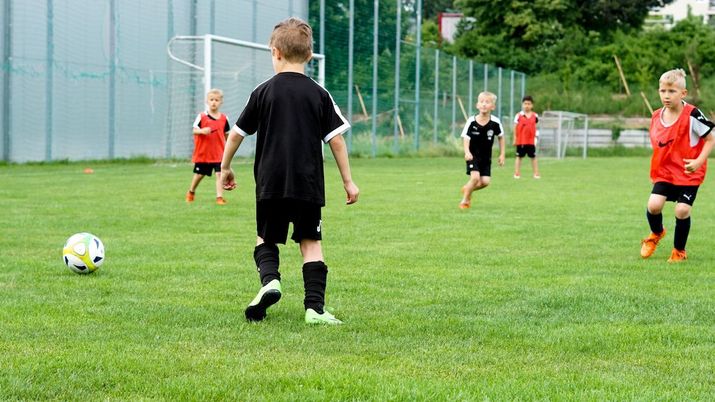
[459,91,506,209]
[221,17,359,324]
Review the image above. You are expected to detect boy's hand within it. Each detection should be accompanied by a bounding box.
[222,168,237,190]
[683,158,703,174]
[344,181,359,205]
[464,151,473,161]
[201,127,212,135]
[498,154,505,166]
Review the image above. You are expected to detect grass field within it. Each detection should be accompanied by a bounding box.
[1,156,715,400]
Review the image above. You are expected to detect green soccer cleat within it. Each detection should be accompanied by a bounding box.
[305,308,343,325]
[245,279,282,322]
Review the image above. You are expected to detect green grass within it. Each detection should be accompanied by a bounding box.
[1,157,715,400]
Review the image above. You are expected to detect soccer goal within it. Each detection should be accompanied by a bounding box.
[165,34,325,158]
[537,111,590,159]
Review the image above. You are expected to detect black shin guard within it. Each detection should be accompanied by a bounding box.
[302,261,328,314]
[646,210,664,234]
[674,217,691,251]
[254,243,280,285]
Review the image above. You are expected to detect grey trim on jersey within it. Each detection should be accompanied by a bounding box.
[323,93,351,144]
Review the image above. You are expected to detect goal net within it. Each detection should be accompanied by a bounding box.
[537,111,590,159]
[165,34,325,158]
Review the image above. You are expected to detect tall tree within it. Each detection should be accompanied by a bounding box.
[451,0,674,73]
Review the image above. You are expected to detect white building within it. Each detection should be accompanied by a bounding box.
[647,0,715,28]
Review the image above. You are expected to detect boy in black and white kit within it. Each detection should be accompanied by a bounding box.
[221,17,359,324]
[459,91,505,209]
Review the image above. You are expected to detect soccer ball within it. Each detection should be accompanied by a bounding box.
[62,233,105,274]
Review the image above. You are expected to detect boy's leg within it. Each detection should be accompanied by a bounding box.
[461,171,481,204]
[641,193,668,258]
[514,156,522,178]
[245,238,283,322]
[186,173,204,202]
[473,175,491,191]
[531,156,540,178]
[300,239,327,313]
[245,201,289,322]
[673,202,692,252]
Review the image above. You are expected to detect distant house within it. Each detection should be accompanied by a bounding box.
[646,0,715,28]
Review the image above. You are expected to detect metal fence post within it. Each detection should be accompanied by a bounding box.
[393,0,401,154]
[2,0,11,161]
[433,49,439,143]
[583,115,589,159]
[468,60,473,116]
[370,0,378,157]
[413,0,422,151]
[557,111,563,160]
[497,66,502,118]
[46,0,54,161]
[347,0,354,152]
[483,64,488,91]
[319,0,325,54]
[509,69,514,138]
[451,55,456,137]
[108,0,117,159]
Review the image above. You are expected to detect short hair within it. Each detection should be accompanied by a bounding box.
[522,95,533,103]
[659,69,687,89]
[206,88,223,98]
[478,91,497,103]
[270,17,313,63]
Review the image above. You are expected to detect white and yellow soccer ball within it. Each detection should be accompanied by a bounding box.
[62,233,105,274]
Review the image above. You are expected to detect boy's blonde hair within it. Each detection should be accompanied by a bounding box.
[659,69,687,89]
[477,91,497,104]
[207,88,224,99]
[270,17,313,63]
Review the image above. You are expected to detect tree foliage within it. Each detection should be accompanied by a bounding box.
[451,0,675,73]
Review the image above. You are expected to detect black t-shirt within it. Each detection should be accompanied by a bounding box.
[460,115,504,159]
[234,72,350,206]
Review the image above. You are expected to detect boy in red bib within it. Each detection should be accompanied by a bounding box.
[641,69,714,262]
[513,95,540,179]
[186,88,231,205]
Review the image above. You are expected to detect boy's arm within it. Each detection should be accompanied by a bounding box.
[498,135,506,166]
[220,128,244,190]
[328,135,359,205]
[193,127,211,135]
[512,124,517,146]
[463,138,473,161]
[684,133,714,173]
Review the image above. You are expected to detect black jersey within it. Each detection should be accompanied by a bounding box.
[234,72,350,206]
[460,115,504,158]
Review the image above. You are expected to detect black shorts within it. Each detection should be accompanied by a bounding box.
[515,144,536,158]
[651,182,699,206]
[193,162,221,176]
[465,158,491,177]
[256,199,322,244]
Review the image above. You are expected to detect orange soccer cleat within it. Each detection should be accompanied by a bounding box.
[458,201,470,210]
[640,229,666,258]
[185,191,195,203]
[667,248,687,263]
[216,196,227,205]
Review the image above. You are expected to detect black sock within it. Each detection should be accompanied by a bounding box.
[254,243,280,286]
[674,217,691,251]
[646,210,664,234]
[303,261,328,314]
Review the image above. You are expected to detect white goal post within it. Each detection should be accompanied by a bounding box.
[538,111,590,159]
[164,34,326,158]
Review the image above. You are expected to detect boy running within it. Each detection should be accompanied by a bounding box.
[641,69,714,262]
[459,91,505,209]
[221,17,359,324]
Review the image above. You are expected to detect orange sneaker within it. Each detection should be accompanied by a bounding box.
[667,249,687,263]
[216,196,227,205]
[185,191,195,203]
[640,229,665,258]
